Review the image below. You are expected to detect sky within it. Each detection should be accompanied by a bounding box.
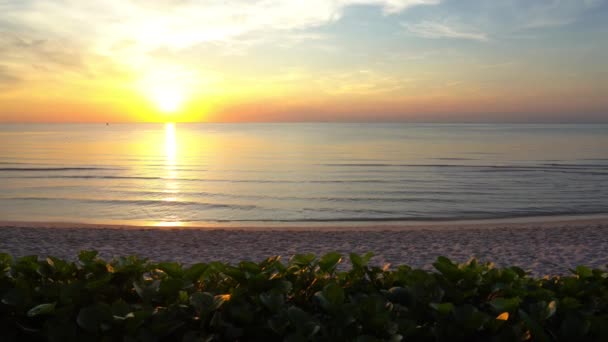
[0,0,607,123]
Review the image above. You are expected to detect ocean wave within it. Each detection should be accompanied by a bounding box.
[4,197,257,209]
[197,210,608,223]
[0,175,400,183]
[0,167,122,171]
[322,163,608,170]
[3,175,162,180]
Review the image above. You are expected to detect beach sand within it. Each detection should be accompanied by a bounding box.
[1,217,607,276]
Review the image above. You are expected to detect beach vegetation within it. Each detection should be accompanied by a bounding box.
[1,251,607,341]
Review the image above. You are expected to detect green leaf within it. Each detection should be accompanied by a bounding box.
[362,252,374,264]
[355,335,384,342]
[159,277,185,296]
[285,333,307,342]
[430,302,454,315]
[0,252,12,266]
[78,250,98,263]
[268,315,290,334]
[77,305,109,333]
[519,309,550,342]
[289,254,316,266]
[288,306,313,328]
[132,280,160,300]
[350,253,363,268]
[27,303,56,317]
[239,261,261,274]
[260,291,284,312]
[156,262,182,277]
[433,256,461,280]
[190,292,214,313]
[559,297,581,310]
[260,255,283,270]
[222,265,245,281]
[1,289,24,306]
[179,290,189,303]
[111,299,130,317]
[575,265,593,279]
[322,283,345,305]
[350,252,374,269]
[560,314,591,339]
[287,306,320,338]
[184,263,207,281]
[318,252,342,272]
[386,287,414,306]
[490,297,521,313]
[85,274,112,290]
[509,266,527,277]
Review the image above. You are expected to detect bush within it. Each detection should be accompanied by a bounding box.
[1,251,607,341]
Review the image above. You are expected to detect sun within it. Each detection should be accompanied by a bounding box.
[139,67,190,115]
[151,85,184,113]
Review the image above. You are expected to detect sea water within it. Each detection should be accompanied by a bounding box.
[1,123,607,226]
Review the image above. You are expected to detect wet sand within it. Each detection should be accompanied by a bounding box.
[1,217,607,276]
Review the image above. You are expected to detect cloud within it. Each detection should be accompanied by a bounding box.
[347,0,441,14]
[0,31,89,76]
[316,69,413,95]
[2,0,441,53]
[0,0,442,91]
[403,20,489,41]
[510,0,605,30]
[0,65,20,87]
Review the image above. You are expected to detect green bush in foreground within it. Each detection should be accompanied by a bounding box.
[1,252,607,342]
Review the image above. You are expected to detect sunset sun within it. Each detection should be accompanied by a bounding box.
[151,85,184,113]
[139,68,190,115]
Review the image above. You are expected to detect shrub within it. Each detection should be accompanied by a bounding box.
[1,251,607,341]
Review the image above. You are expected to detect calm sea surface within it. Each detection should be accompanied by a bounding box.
[1,123,607,226]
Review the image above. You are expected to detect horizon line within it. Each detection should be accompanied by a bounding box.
[2,121,608,125]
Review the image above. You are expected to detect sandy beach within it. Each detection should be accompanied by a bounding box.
[1,217,607,276]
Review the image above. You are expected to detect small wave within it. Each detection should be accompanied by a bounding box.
[322,163,408,167]
[207,210,608,223]
[0,167,122,171]
[322,163,608,174]
[5,197,257,209]
[478,169,608,175]
[301,197,460,203]
[0,175,399,183]
[7,175,162,180]
[541,163,608,168]
[323,163,608,169]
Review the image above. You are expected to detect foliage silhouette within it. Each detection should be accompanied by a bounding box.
[1,251,607,341]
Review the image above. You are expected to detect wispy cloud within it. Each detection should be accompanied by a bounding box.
[402,21,489,41]
[1,0,441,52]
[514,0,604,30]
[316,69,414,95]
[0,0,442,88]
[0,65,20,87]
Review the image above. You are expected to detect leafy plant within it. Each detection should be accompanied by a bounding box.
[0,251,607,341]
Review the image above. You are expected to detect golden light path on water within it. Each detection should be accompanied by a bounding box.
[155,122,184,227]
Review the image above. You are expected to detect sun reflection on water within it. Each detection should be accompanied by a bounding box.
[159,122,182,226]
[165,122,177,165]
[153,221,185,227]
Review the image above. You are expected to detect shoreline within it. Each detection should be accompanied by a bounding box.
[2,213,608,231]
[1,216,608,275]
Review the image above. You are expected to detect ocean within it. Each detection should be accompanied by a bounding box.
[1,123,607,226]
